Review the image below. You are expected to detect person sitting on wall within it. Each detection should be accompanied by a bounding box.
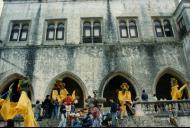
[170,78,189,100]
[118,82,134,119]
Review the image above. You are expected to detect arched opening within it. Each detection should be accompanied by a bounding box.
[62,77,84,108]
[0,74,33,102]
[103,75,137,107]
[156,73,188,100]
[47,72,87,108]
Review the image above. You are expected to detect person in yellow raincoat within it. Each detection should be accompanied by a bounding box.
[118,82,133,119]
[170,78,188,100]
[0,79,38,127]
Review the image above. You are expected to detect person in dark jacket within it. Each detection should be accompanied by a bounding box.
[34,100,41,121]
[58,102,67,127]
[110,99,118,127]
[42,95,52,118]
[82,112,93,127]
[141,90,148,101]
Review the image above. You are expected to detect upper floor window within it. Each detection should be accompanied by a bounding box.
[118,18,138,39]
[56,23,64,40]
[46,24,55,40]
[153,19,174,38]
[129,20,138,38]
[163,20,173,37]
[177,17,187,37]
[119,21,128,38]
[154,20,164,37]
[83,21,91,37]
[82,19,102,43]
[46,20,65,41]
[10,22,30,41]
[19,24,29,41]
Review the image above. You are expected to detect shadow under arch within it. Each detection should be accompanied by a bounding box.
[99,71,140,106]
[45,72,87,108]
[0,73,34,101]
[153,67,189,100]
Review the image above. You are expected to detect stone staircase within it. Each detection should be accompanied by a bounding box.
[1,115,189,127]
[38,119,61,127]
[117,116,175,127]
[37,116,173,127]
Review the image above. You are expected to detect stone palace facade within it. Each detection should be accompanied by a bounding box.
[0,0,189,106]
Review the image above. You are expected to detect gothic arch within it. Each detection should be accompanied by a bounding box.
[99,71,140,103]
[0,73,34,101]
[153,67,189,99]
[45,72,87,107]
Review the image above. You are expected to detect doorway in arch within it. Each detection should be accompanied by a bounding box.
[50,77,84,108]
[156,73,188,100]
[103,75,137,107]
[1,78,33,102]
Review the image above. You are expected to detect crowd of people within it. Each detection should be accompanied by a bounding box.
[34,94,116,127]
[32,78,189,127]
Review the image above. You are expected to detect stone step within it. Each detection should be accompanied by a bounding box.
[38,119,61,127]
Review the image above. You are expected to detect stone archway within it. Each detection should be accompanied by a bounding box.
[0,73,34,101]
[45,72,87,108]
[99,71,139,107]
[153,67,189,100]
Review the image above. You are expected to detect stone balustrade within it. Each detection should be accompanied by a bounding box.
[133,99,190,117]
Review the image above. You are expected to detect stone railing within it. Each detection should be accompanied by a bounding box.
[133,99,190,117]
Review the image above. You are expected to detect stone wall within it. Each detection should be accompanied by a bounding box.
[0,0,177,45]
[0,42,188,101]
[183,32,190,77]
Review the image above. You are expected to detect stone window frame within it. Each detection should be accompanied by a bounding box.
[45,20,66,41]
[152,17,175,38]
[117,17,139,40]
[81,18,103,44]
[9,20,31,42]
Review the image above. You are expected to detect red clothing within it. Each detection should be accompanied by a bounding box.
[91,107,100,119]
[64,96,73,105]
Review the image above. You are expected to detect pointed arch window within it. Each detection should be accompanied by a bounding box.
[19,24,29,41]
[129,20,138,38]
[119,20,128,38]
[56,23,64,40]
[163,20,173,37]
[154,20,164,37]
[10,24,20,41]
[46,24,55,40]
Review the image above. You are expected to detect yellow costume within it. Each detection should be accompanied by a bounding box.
[0,92,38,127]
[171,78,187,100]
[51,80,76,103]
[60,88,69,101]
[118,82,132,118]
[52,90,59,101]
